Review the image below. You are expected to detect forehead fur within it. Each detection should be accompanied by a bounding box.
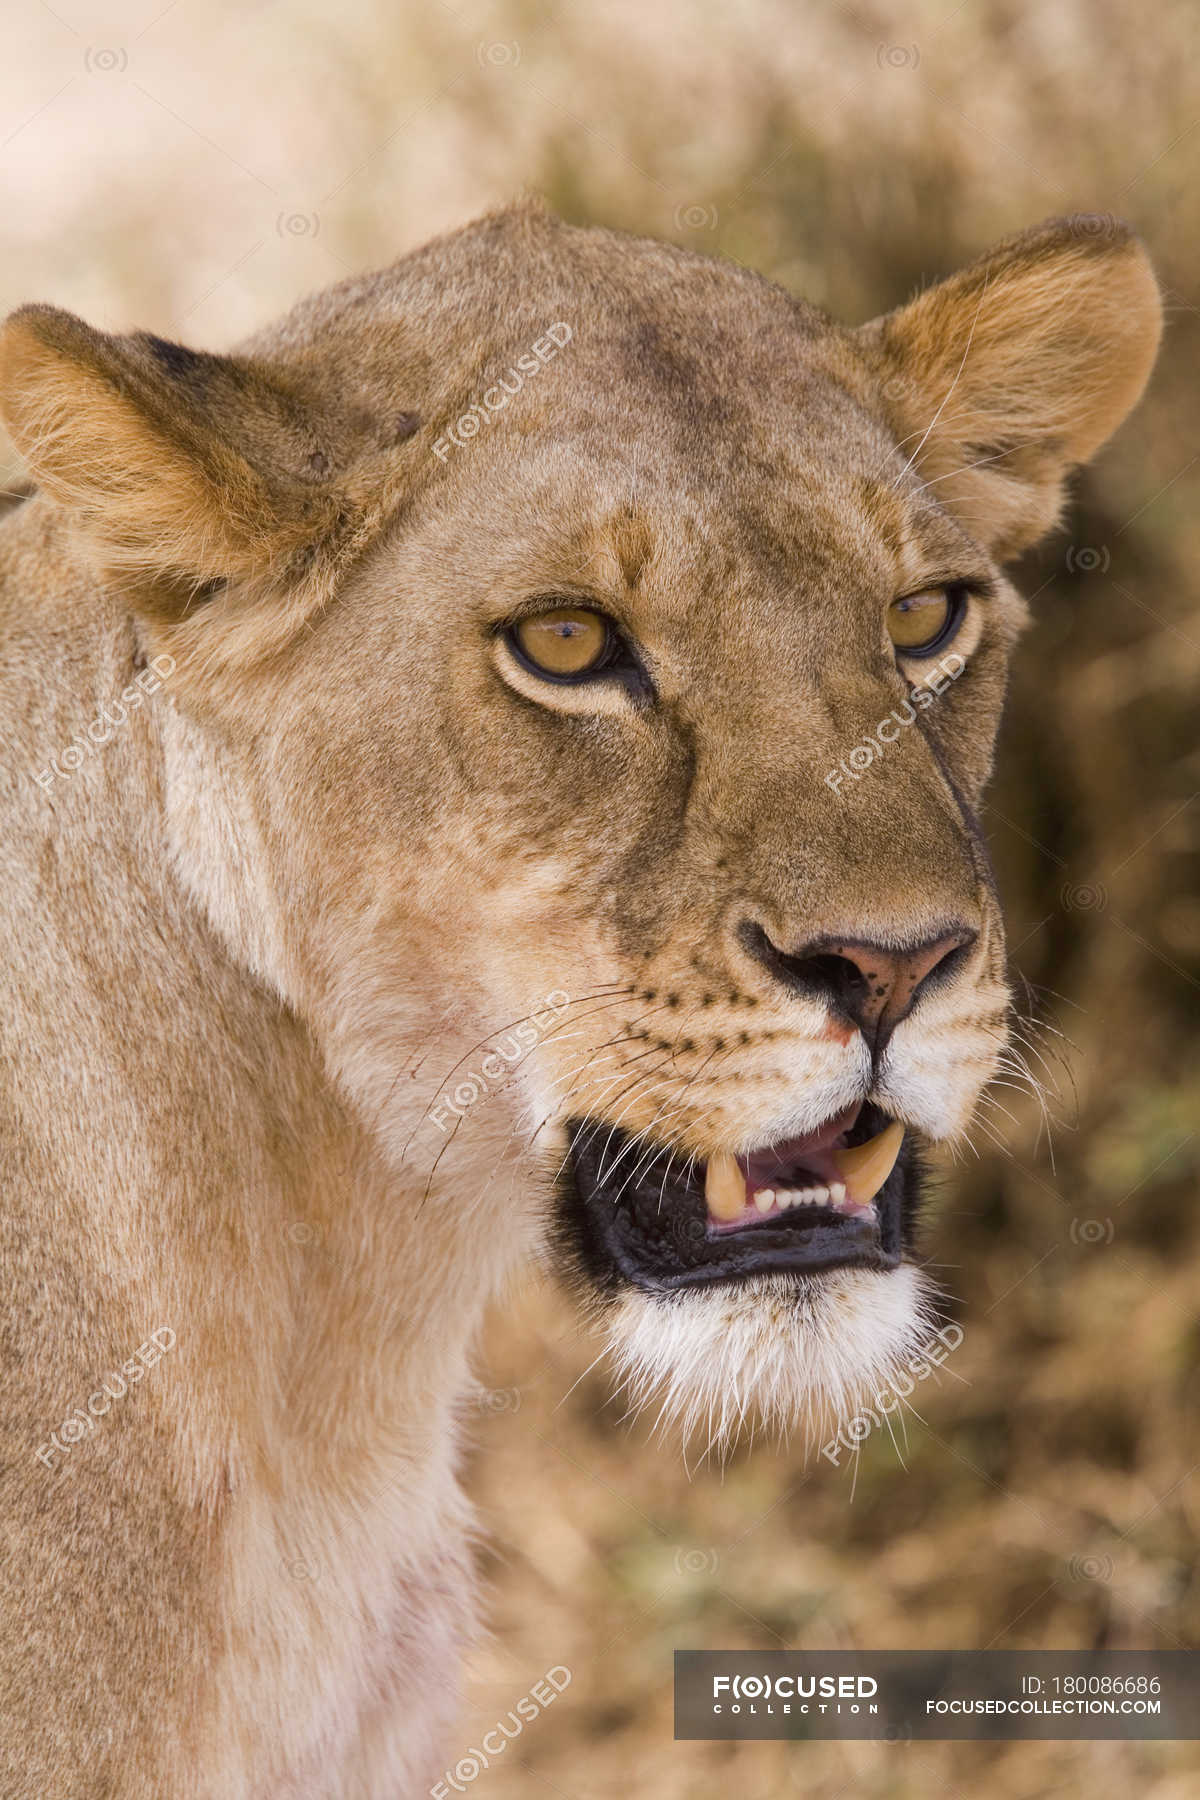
[244,201,879,474]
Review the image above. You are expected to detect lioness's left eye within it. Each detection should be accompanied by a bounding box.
[508,607,614,680]
[886,585,965,657]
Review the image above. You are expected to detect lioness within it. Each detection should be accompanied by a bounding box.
[0,203,1160,1796]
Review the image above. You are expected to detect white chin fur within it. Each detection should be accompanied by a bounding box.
[602,1264,938,1460]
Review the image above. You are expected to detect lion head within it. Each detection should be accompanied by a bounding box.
[0,204,1160,1453]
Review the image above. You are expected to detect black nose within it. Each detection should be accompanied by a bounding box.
[739,921,978,1053]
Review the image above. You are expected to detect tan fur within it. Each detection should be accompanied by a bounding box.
[0,204,1160,1796]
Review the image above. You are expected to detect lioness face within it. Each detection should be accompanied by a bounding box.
[332,375,1019,1438]
[0,206,1160,1447]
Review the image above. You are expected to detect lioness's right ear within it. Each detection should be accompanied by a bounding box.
[0,304,369,621]
[859,218,1163,560]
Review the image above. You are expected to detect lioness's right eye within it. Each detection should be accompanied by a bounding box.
[886,583,967,657]
[507,607,615,680]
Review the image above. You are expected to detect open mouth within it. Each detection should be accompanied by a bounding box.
[559,1102,916,1294]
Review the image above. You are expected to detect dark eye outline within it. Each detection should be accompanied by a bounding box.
[888,582,970,660]
[500,603,651,695]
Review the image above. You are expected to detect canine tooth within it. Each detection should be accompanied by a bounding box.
[831,1120,905,1205]
[755,1187,776,1214]
[705,1150,746,1221]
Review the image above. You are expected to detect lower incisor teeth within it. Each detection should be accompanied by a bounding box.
[794,1185,830,1207]
[728,1178,858,1218]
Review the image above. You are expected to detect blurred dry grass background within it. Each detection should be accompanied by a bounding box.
[2,1,1198,1794]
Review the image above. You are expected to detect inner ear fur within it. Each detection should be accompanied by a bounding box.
[0,304,368,622]
[859,217,1163,560]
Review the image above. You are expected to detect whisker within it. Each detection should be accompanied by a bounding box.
[888,273,993,491]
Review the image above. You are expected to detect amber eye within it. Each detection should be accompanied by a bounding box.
[886,586,964,657]
[509,607,613,679]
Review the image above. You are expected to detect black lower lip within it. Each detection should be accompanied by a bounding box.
[557,1104,916,1296]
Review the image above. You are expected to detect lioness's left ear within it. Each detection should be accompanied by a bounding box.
[0,304,377,622]
[859,217,1163,559]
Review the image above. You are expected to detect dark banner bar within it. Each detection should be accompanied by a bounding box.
[674,1651,1198,1739]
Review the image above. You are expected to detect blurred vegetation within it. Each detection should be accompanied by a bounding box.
[2,0,1197,1794]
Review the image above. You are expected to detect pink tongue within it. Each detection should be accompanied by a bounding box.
[740,1102,861,1193]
